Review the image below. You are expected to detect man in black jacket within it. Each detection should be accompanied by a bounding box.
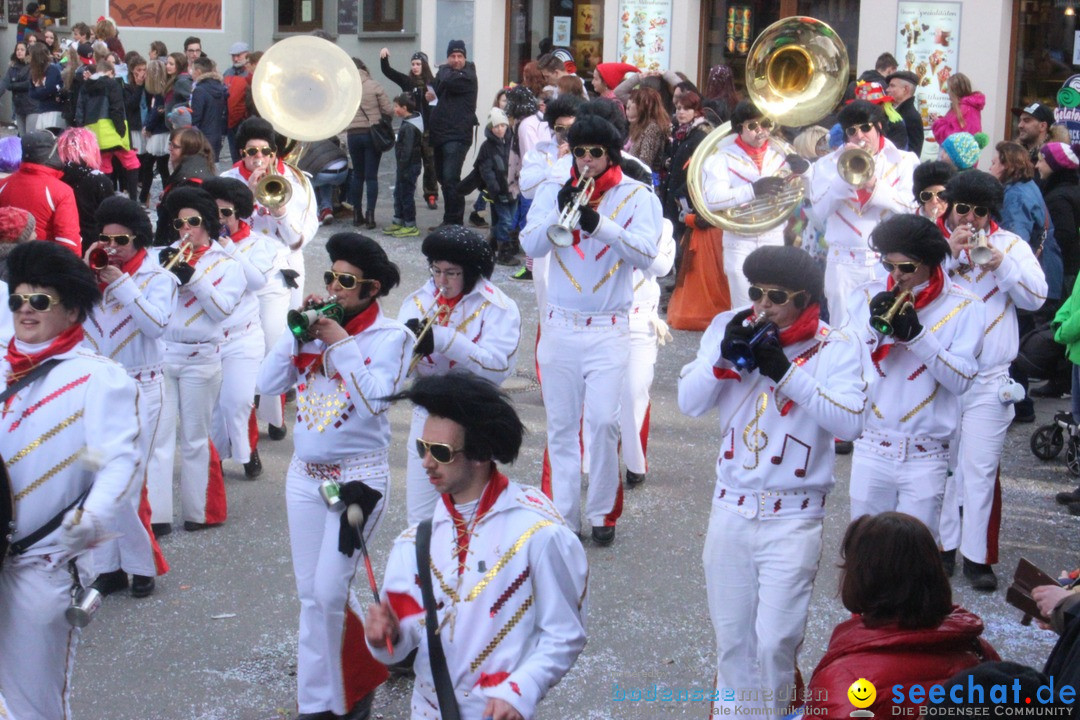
[886,70,925,159]
[426,39,478,226]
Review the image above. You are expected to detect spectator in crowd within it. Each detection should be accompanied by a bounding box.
[661,90,712,248]
[75,59,140,200]
[854,80,909,151]
[41,28,60,61]
[0,41,33,136]
[1015,102,1054,165]
[382,93,423,237]
[940,131,988,171]
[427,40,478,227]
[222,42,252,163]
[845,51,898,101]
[1037,142,1080,288]
[16,2,43,43]
[95,16,124,57]
[521,60,546,97]
[932,73,984,145]
[0,136,20,177]
[140,58,171,206]
[345,58,393,230]
[592,62,636,113]
[886,69,924,158]
[467,107,517,263]
[189,56,228,162]
[379,47,437,210]
[184,36,204,65]
[626,86,671,176]
[148,40,167,61]
[0,130,81,253]
[56,127,113,254]
[164,51,193,116]
[61,41,94,127]
[26,42,64,133]
[805,513,999,718]
[223,41,248,78]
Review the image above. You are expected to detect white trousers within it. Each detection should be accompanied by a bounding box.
[850,449,948,540]
[0,556,80,720]
[940,376,1011,564]
[620,321,658,475]
[703,507,823,719]
[286,454,388,715]
[723,234,784,309]
[404,406,441,525]
[212,327,265,463]
[256,288,291,427]
[95,375,164,577]
[152,353,224,524]
[824,256,878,328]
[537,316,629,532]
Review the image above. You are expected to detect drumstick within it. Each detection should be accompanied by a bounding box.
[347,505,394,655]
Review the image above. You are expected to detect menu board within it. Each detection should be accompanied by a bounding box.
[895,1,962,145]
[616,0,671,72]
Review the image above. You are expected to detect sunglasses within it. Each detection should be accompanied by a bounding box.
[242,147,275,157]
[415,438,463,464]
[8,293,60,312]
[918,190,944,203]
[323,270,375,290]
[171,216,204,230]
[98,233,133,246]
[748,286,806,305]
[554,124,572,135]
[743,119,774,132]
[572,145,607,159]
[953,203,990,218]
[844,123,875,137]
[218,207,235,218]
[881,259,922,274]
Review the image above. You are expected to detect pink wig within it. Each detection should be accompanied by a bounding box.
[57,127,102,170]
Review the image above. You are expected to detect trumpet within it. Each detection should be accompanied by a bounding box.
[838,140,875,186]
[287,295,344,342]
[547,173,595,247]
[407,290,444,374]
[870,289,915,336]
[255,171,293,210]
[160,240,195,272]
[87,247,112,272]
[969,228,993,266]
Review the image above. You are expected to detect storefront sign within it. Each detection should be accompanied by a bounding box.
[108,0,222,29]
[617,0,671,71]
[553,16,571,46]
[895,1,962,146]
[1055,75,1080,144]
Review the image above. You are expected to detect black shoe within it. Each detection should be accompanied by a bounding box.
[91,569,129,596]
[1012,412,1036,424]
[339,693,374,720]
[131,574,156,598]
[243,449,263,479]
[469,211,489,228]
[1069,500,1080,516]
[388,647,418,678]
[151,522,172,537]
[183,520,221,532]
[940,548,956,578]
[626,470,646,486]
[962,558,998,591]
[1056,487,1080,505]
[352,208,364,227]
[834,439,854,455]
[364,209,377,230]
[495,245,517,266]
[426,194,438,210]
[591,525,616,546]
[268,423,287,441]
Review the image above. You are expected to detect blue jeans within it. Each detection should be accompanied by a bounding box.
[347,132,383,213]
[394,162,422,225]
[513,196,532,232]
[491,198,517,245]
[1072,364,1080,424]
[311,167,350,213]
[434,140,471,225]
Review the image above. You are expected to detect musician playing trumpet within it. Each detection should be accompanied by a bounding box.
[396,225,520,523]
[937,171,1047,590]
[844,214,984,539]
[82,196,178,598]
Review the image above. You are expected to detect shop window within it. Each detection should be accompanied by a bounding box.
[364,0,404,32]
[700,1,782,96]
[505,0,603,87]
[41,0,68,28]
[279,0,324,33]
[1012,1,1077,115]
[796,0,859,72]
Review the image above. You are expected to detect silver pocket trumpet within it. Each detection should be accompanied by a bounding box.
[547,173,595,247]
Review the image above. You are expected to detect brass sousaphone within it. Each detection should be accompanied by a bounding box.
[250,36,364,208]
[687,17,849,233]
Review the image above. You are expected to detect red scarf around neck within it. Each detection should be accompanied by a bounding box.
[5,324,84,385]
[99,248,147,292]
[886,265,945,310]
[228,220,251,244]
[234,158,286,183]
[771,303,821,346]
[735,136,769,171]
[441,466,509,576]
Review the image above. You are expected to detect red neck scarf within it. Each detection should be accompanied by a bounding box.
[233,158,286,182]
[5,324,85,385]
[435,292,462,325]
[186,242,212,267]
[291,301,380,376]
[772,303,821,346]
[735,136,768,171]
[228,220,251,244]
[441,466,509,576]
[887,265,945,310]
[99,248,147,292]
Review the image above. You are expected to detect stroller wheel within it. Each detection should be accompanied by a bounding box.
[1068,436,1080,477]
[1031,424,1065,459]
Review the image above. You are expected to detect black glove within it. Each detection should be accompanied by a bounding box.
[280,269,300,289]
[752,176,787,198]
[754,339,791,382]
[578,206,600,234]
[172,263,195,285]
[719,308,756,365]
[557,176,582,209]
[890,304,923,343]
[868,290,897,322]
[337,481,384,557]
[405,317,435,357]
[784,153,811,175]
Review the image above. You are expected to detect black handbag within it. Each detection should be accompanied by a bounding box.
[360,105,395,153]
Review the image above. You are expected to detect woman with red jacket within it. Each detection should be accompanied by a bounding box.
[805,513,999,717]
[931,73,985,144]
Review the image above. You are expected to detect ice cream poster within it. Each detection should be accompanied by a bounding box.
[617,0,672,72]
[895,1,962,140]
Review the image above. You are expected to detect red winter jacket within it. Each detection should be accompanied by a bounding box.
[223,73,251,129]
[805,606,999,717]
[0,163,81,253]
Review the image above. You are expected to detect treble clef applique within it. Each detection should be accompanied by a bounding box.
[742,392,770,470]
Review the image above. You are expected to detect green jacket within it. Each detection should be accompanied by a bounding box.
[1054,275,1080,364]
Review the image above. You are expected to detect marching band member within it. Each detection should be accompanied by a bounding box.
[397,225,520,523]
[0,242,139,720]
[366,373,588,720]
[845,214,984,536]
[810,99,919,326]
[151,187,245,532]
[679,246,868,720]
[937,171,1047,590]
[701,99,806,303]
[521,112,661,545]
[257,233,411,720]
[202,177,274,479]
[84,196,177,598]
[913,160,955,221]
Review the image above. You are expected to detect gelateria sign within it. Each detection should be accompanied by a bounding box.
[108,0,222,29]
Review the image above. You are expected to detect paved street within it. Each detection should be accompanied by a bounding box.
[70,169,1078,719]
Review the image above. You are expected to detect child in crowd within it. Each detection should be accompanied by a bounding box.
[385,93,423,237]
[462,107,517,264]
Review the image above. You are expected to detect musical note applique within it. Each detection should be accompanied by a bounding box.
[742,392,770,470]
[722,428,735,460]
[770,434,810,478]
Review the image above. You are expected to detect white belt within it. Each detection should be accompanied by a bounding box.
[126,363,165,381]
[855,427,950,461]
[713,482,828,520]
[222,320,261,340]
[544,304,629,330]
[291,448,390,483]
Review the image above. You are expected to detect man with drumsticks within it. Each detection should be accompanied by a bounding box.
[0,241,140,720]
[679,245,868,719]
[257,232,412,720]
